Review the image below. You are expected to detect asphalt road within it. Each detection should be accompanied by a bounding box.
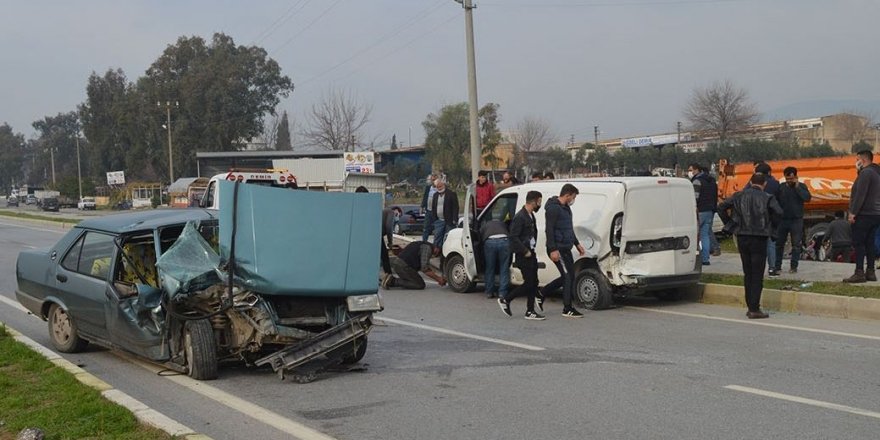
[2,216,880,439]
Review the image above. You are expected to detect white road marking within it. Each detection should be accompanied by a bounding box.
[378,316,546,351]
[0,220,67,234]
[0,293,29,313]
[725,385,880,420]
[115,353,339,440]
[627,306,880,342]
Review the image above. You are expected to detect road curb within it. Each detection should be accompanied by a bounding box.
[693,283,880,321]
[1,323,210,439]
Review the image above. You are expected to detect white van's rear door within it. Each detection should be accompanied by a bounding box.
[619,179,698,276]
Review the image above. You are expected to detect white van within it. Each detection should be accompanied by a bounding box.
[200,169,298,210]
[442,178,701,309]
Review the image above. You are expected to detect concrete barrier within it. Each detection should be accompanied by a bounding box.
[698,283,880,322]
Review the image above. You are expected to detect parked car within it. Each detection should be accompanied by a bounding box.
[442,178,701,309]
[25,194,37,205]
[6,196,19,207]
[16,184,382,380]
[40,197,60,212]
[390,204,425,235]
[77,197,97,210]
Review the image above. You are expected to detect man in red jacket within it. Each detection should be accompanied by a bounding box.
[475,170,495,216]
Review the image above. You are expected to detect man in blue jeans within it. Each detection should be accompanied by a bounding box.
[753,162,781,276]
[688,163,718,266]
[480,218,510,299]
[542,184,585,318]
[420,174,437,242]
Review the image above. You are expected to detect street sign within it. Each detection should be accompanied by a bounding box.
[106,171,126,185]
[344,152,375,174]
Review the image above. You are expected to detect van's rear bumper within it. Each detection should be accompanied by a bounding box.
[628,272,701,290]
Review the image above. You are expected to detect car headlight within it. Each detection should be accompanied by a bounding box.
[347,294,383,312]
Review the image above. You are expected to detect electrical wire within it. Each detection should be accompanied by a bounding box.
[252,0,311,45]
[480,0,751,7]
[273,0,345,54]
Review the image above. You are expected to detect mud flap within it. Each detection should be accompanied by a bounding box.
[255,314,372,379]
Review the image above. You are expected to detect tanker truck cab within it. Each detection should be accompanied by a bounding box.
[200,169,298,210]
[442,178,701,309]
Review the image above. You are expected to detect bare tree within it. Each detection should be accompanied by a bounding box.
[684,79,759,145]
[301,89,372,151]
[262,113,280,150]
[513,116,556,153]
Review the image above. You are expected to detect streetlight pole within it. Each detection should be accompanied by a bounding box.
[456,0,482,182]
[75,130,82,200]
[49,146,56,186]
[158,101,178,190]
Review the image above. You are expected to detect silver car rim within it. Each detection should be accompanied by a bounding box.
[184,331,194,374]
[577,276,599,305]
[51,307,72,345]
[451,261,468,287]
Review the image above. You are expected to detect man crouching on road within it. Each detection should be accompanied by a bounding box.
[718,173,783,319]
[383,241,446,290]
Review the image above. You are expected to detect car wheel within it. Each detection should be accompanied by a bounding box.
[184,319,218,380]
[444,254,475,293]
[574,268,613,310]
[47,304,89,353]
[331,336,368,365]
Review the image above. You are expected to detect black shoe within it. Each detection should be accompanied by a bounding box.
[702,261,711,266]
[789,268,798,274]
[535,290,545,313]
[768,270,780,277]
[497,298,512,317]
[524,310,546,321]
[866,270,877,282]
[844,271,867,283]
[746,310,769,319]
[562,308,584,318]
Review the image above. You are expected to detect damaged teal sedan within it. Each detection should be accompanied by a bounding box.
[16,182,383,380]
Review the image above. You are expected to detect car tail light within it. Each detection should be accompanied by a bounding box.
[237,175,244,182]
[279,176,286,182]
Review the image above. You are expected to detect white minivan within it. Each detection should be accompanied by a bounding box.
[442,178,701,309]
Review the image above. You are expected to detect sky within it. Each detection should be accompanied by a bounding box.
[1,0,879,148]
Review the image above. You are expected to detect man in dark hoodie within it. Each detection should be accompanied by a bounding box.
[774,166,812,274]
[688,163,717,266]
[542,183,586,318]
[843,150,880,283]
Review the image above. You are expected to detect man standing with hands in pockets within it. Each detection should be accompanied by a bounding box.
[543,184,586,318]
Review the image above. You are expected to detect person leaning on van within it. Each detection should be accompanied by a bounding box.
[718,173,783,319]
[542,183,586,318]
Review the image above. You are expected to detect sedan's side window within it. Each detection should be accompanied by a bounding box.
[60,232,116,280]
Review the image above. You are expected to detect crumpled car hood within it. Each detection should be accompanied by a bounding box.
[218,181,381,297]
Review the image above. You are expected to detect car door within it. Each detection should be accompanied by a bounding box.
[460,184,478,279]
[476,191,520,279]
[55,230,115,339]
[105,232,168,360]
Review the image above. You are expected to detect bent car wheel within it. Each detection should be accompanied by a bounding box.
[575,268,613,310]
[184,319,218,380]
[340,337,368,364]
[445,254,475,293]
[47,304,89,353]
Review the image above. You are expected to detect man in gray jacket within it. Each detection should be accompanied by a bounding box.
[718,173,783,319]
[844,150,880,283]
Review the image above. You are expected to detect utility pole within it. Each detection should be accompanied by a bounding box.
[158,101,178,190]
[75,130,82,200]
[456,0,482,182]
[409,126,412,148]
[49,146,56,186]
[594,125,599,147]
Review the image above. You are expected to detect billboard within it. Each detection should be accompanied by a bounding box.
[106,171,126,185]
[344,152,375,174]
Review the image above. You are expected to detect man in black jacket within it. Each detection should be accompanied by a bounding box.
[420,174,437,242]
[774,166,812,274]
[431,179,459,249]
[498,190,545,320]
[844,150,880,283]
[718,173,783,319]
[542,184,586,318]
[688,163,717,266]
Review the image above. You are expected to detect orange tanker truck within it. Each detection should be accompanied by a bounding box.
[717,155,880,223]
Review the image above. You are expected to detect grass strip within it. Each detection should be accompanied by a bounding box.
[701,273,880,299]
[0,210,81,225]
[0,323,169,440]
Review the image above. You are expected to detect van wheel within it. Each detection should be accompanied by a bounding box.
[575,268,613,310]
[184,319,218,380]
[47,304,89,353]
[445,254,475,293]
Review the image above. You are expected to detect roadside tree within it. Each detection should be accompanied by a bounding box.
[423,103,470,186]
[0,123,26,189]
[301,88,372,151]
[276,111,293,150]
[683,79,759,146]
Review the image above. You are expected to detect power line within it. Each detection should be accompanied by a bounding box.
[480,0,751,7]
[306,11,460,88]
[252,0,311,45]
[295,1,446,86]
[273,0,345,54]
